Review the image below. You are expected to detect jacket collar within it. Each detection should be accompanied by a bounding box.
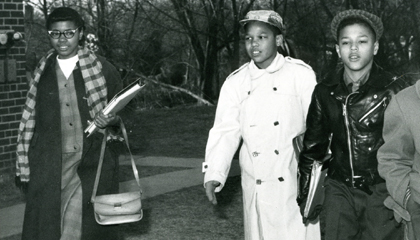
[249,53,285,79]
[322,63,393,98]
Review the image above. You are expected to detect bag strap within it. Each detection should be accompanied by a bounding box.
[91,120,141,202]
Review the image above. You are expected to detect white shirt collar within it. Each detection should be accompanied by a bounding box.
[56,54,79,79]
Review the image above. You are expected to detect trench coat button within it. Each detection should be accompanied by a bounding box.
[64,84,68,87]
[66,103,70,107]
[274,150,279,155]
[368,147,372,151]
[202,163,209,173]
[256,179,262,185]
[345,178,350,182]
[74,146,77,150]
[273,87,277,91]
[278,177,284,182]
[373,94,378,99]
[274,121,279,126]
[248,91,250,95]
[252,152,259,157]
[69,123,73,126]
[331,92,334,95]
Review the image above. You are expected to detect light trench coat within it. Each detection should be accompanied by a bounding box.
[204,53,320,240]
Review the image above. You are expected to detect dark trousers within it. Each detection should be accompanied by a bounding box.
[323,177,403,240]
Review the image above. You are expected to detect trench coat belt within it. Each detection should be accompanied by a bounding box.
[255,177,286,185]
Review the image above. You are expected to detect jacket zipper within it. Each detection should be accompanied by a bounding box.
[358,97,388,123]
[343,92,357,187]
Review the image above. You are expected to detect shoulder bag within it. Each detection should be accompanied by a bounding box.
[91,120,143,225]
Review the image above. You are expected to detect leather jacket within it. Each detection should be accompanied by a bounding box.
[297,64,410,203]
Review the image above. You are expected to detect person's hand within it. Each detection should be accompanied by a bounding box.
[15,175,28,194]
[205,181,221,205]
[298,197,308,223]
[298,198,323,224]
[307,205,323,223]
[406,195,419,221]
[94,111,120,129]
[406,196,420,236]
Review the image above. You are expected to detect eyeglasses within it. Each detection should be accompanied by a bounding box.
[48,27,81,39]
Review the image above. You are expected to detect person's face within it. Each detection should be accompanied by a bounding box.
[48,21,83,59]
[245,21,282,69]
[336,23,378,76]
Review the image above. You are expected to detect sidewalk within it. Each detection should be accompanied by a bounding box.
[0,156,240,239]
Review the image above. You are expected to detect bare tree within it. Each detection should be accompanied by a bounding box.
[25,0,420,104]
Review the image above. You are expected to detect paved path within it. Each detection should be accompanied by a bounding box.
[0,156,240,239]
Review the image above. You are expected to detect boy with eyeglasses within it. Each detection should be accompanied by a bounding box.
[16,7,123,240]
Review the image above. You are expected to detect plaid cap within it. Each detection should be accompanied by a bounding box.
[331,9,383,41]
[240,10,284,32]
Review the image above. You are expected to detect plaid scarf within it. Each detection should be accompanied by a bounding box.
[16,46,108,182]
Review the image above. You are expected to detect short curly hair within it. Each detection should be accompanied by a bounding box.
[46,7,85,45]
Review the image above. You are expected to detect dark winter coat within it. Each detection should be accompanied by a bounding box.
[297,64,410,203]
[22,53,122,240]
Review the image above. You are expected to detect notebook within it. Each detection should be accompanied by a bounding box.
[84,78,146,137]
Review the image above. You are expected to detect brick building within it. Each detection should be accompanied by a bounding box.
[0,0,26,182]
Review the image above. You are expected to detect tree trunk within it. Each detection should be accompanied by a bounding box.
[202,0,223,101]
[96,0,110,57]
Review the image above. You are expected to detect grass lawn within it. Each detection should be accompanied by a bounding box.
[124,105,217,158]
[121,176,243,240]
[1,105,245,240]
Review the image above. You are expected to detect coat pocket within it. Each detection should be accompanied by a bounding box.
[358,97,388,129]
